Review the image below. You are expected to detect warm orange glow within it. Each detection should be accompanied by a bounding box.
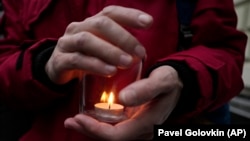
[96,91,124,112]
[100,91,108,102]
[100,91,115,104]
[108,92,114,105]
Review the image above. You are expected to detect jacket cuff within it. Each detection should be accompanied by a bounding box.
[145,60,200,115]
[32,46,77,92]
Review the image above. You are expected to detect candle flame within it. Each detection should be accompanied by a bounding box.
[100,91,108,102]
[108,92,114,105]
[100,91,115,109]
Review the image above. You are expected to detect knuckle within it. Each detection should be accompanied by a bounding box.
[102,5,117,16]
[76,32,91,46]
[57,37,68,49]
[65,22,79,33]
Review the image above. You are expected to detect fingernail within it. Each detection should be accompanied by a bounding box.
[119,54,133,67]
[138,14,152,27]
[134,45,146,58]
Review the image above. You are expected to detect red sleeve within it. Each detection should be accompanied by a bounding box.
[164,0,247,121]
[0,1,74,110]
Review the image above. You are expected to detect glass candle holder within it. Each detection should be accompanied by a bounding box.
[80,59,142,124]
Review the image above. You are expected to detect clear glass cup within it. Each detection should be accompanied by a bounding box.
[79,58,142,124]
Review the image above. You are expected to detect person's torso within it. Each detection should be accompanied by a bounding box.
[16,0,179,140]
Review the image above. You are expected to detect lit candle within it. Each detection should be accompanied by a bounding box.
[94,91,124,120]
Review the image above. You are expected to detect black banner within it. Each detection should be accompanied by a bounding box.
[153,124,250,140]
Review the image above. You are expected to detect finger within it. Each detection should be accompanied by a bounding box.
[119,78,161,106]
[64,116,110,140]
[65,16,148,59]
[64,117,83,132]
[73,114,152,141]
[66,6,153,35]
[119,66,181,106]
[60,53,117,75]
[58,32,134,68]
[71,114,119,140]
[97,5,153,28]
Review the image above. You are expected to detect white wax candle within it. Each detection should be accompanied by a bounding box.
[94,103,124,116]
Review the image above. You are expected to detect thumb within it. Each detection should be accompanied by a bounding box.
[119,78,161,106]
[119,65,181,106]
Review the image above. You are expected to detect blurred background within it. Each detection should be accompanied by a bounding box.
[230,0,250,124]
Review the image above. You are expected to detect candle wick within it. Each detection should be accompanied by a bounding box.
[108,104,111,110]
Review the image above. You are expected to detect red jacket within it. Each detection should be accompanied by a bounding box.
[0,0,247,140]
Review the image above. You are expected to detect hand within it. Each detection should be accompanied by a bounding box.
[45,6,153,84]
[64,66,183,141]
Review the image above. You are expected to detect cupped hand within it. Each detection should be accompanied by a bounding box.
[64,66,183,141]
[45,6,153,84]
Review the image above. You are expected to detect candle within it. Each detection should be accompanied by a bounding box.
[94,91,125,123]
[94,103,124,116]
